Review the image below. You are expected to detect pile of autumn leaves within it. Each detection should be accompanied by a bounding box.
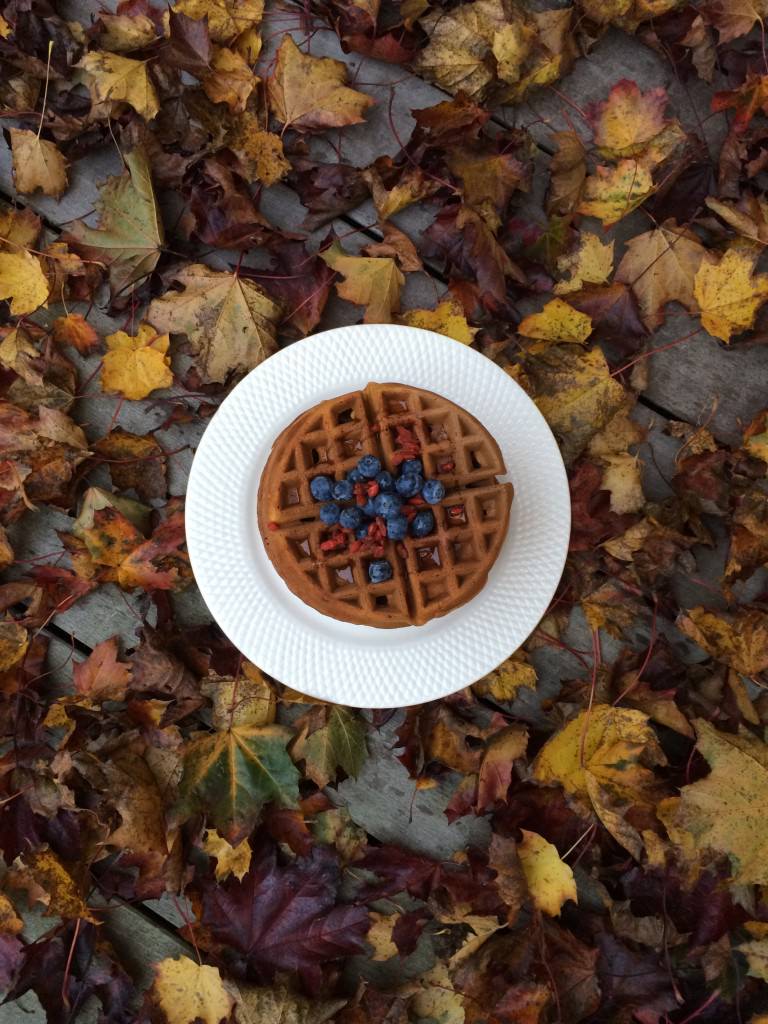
[3,0,768,1020]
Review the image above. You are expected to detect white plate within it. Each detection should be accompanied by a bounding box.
[186,324,570,708]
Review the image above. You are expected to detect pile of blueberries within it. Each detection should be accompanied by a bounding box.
[310,454,446,584]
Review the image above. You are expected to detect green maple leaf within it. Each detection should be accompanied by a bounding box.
[64,146,163,300]
[173,724,299,844]
[298,707,367,788]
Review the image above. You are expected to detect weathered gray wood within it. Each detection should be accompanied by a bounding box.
[333,721,491,858]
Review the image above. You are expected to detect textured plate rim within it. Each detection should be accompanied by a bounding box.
[186,324,570,707]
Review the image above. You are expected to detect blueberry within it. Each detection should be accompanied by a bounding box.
[362,499,378,519]
[422,479,445,504]
[355,524,369,540]
[340,506,364,530]
[386,514,408,540]
[411,509,435,538]
[373,492,402,518]
[357,454,381,479]
[401,459,423,476]
[375,471,394,491]
[395,473,423,498]
[348,467,364,483]
[319,502,341,525]
[368,559,392,584]
[332,478,354,502]
[310,475,333,501]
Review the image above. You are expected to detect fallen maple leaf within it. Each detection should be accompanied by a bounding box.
[102,322,173,400]
[577,160,654,226]
[147,263,280,383]
[203,830,252,882]
[0,203,41,252]
[64,146,164,300]
[517,829,577,917]
[321,242,404,323]
[195,842,369,990]
[73,636,131,701]
[8,849,98,923]
[616,219,709,329]
[445,146,528,230]
[0,251,48,315]
[693,247,768,342]
[78,51,160,120]
[412,0,535,101]
[400,296,477,344]
[526,345,626,465]
[706,0,768,43]
[268,36,373,132]
[676,606,768,675]
[117,500,190,591]
[51,313,100,354]
[172,0,264,44]
[292,705,367,788]
[473,650,537,701]
[9,129,68,198]
[518,298,593,344]
[555,232,614,294]
[589,79,669,159]
[173,724,299,843]
[659,719,768,885]
[477,724,528,810]
[147,956,234,1024]
[533,705,666,859]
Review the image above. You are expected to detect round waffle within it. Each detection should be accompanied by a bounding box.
[257,382,513,627]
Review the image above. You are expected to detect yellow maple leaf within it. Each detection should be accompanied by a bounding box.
[0,250,49,314]
[96,13,157,51]
[576,160,654,226]
[693,248,768,342]
[172,0,264,43]
[659,720,768,885]
[591,79,669,158]
[518,829,577,917]
[149,956,234,1024]
[555,232,614,294]
[518,297,593,344]
[102,323,173,400]
[79,51,159,120]
[9,129,68,198]
[202,46,258,112]
[321,243,404,324]
[676,606,768,676]
[268,36,373,131]
[400,297,477,344]
[526,345,626,464]
[202,829,252,881]
[533,705,666,858]
[473,650,537,701]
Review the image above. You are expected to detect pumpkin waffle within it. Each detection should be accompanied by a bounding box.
[257,382,512,627]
